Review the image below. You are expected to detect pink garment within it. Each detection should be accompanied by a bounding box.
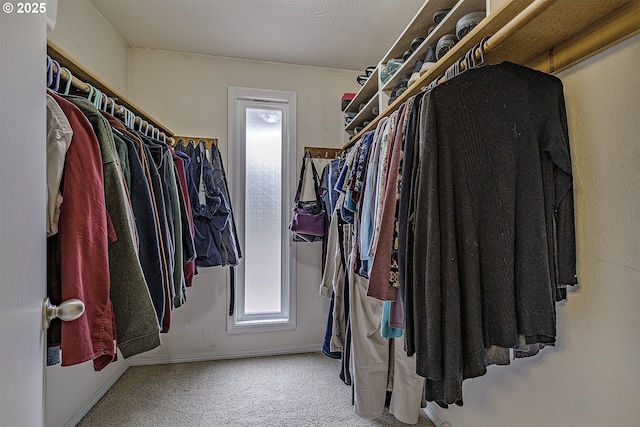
[367,105,407,301]
[49,93,116,371]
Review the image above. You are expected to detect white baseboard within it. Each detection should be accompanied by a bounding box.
[128,343,322,366]
[423,402,447,427]
[62,361,130,427]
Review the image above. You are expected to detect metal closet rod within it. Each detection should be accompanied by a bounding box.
[49,60,175,145]
[344,0,556,149]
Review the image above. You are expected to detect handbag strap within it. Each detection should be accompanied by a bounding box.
[294,150,322,204]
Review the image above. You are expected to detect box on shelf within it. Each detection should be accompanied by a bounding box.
[341,93,356,111]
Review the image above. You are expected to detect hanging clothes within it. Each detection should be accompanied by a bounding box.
[103,114,167,326]
[397,90,428,360]
[45,93,73,366]
[320,61,577,419]
[45,94,73,237]
[172,150,197,287]
[64,95,161,359]
[45,56,219,369]
[177,142,241,267]
[367,104,407,302]
[407,62,576,406]
[205,143,242,264]
[47,92,116,370]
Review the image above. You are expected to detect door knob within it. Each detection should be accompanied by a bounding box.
[42,297,85,329]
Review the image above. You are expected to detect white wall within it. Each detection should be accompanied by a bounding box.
[126,48,359,362]
[47,0,129,95]
[429,33,640,427]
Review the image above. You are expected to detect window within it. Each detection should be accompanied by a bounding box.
[227,87,296,333]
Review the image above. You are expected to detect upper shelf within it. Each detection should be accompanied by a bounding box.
[344,0,640,148]
[380,0,486,94]
[344,66,379,115]
[380,0,461,65]
[486,0,637,69]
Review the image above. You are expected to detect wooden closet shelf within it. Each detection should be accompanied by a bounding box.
[47,40,174,138]
[343,0,640,149]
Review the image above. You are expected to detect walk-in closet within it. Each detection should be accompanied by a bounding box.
[1,0,639,426]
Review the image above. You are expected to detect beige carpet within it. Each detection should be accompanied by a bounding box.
[78,352,437,427]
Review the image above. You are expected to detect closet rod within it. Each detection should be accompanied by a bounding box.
[343,0,555,149]
[526,0,640,74]
[47,41,175,145]
[49,60,175,145]
[447,0,555,79]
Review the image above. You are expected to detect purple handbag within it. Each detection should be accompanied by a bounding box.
[288,151,326,242]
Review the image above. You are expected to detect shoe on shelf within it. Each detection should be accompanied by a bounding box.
[456,11,486,40]
[433,9,451,26]
[436,34,457,61]
[411,37,425,51]
[399,74,410,89]
[420,46,437,76]
[408,59,424,87]
[380,66,391,84]
[385,58,404,80]
[388,85,400,105]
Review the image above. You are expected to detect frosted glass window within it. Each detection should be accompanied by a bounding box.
[228,86,296,333]
[244,108,283,314]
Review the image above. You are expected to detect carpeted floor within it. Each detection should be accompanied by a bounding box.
[77,352,436,427]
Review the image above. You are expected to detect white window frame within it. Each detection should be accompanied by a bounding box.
[227,86,297,333]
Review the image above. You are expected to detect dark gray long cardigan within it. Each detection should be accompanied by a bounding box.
[407,62,577,406]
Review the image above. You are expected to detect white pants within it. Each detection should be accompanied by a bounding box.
[349,269,425,424]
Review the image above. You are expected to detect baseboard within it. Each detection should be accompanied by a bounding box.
[423,403,447,427]
[128,343,322,366]
[62,360,130,427]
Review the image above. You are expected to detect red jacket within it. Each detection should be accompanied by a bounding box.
[49,93,116,371]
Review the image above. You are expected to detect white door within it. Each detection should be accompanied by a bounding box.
[0,11,48,427]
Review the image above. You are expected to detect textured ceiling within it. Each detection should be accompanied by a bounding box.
[90,0,425,71]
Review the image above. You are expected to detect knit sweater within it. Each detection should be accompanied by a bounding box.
[409,62,577,405]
